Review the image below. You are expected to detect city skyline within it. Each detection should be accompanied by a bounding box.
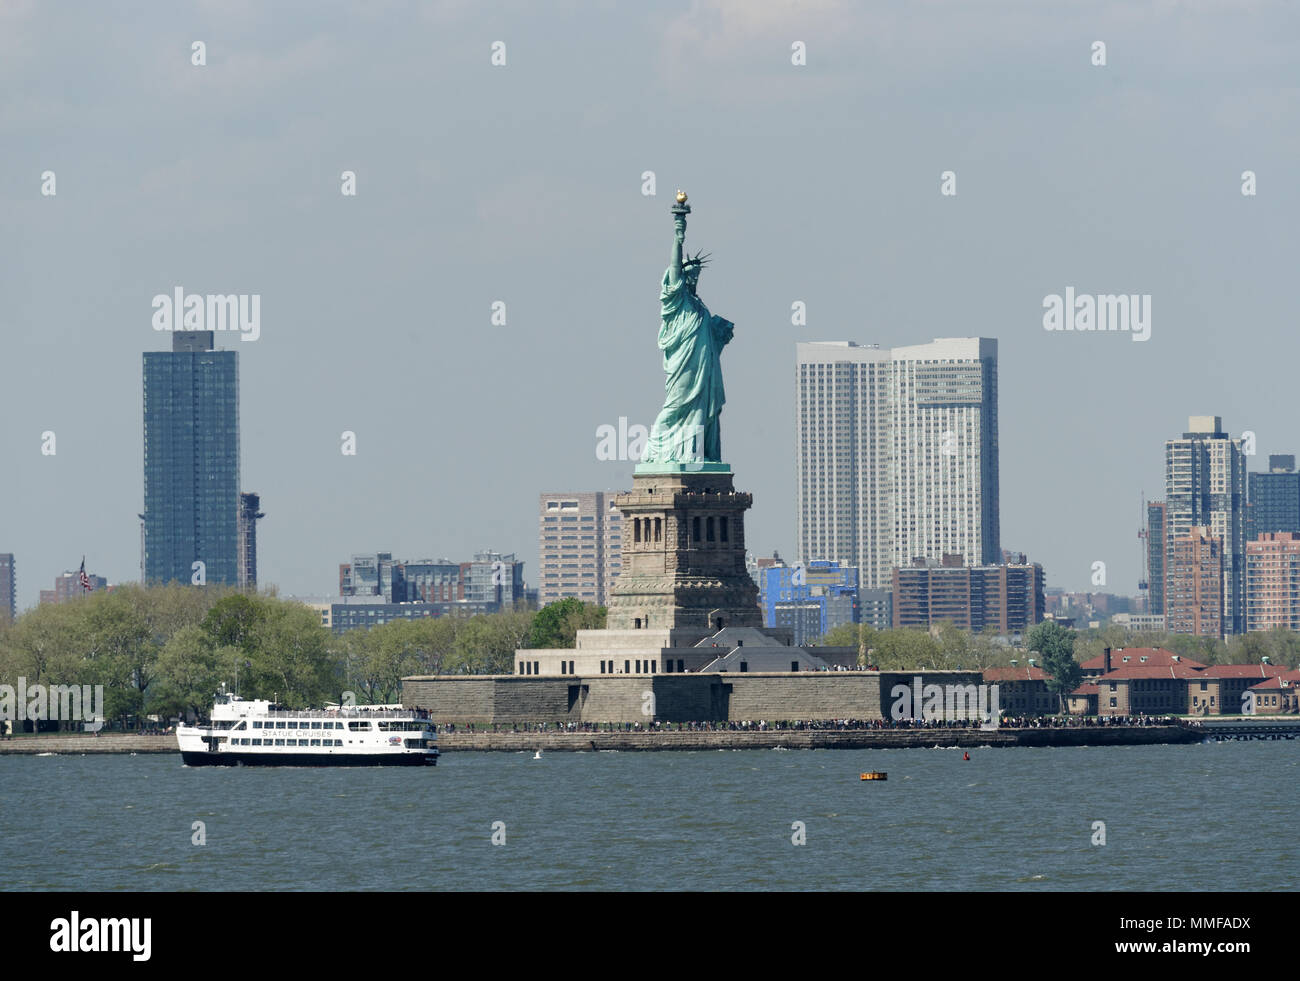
[4,2,1298,612]
[3,329,1294,615]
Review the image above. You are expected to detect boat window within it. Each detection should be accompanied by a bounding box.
[310,739,321,746]
[274,739,285,746]
[275,721,286,729]
[348,721,371,731]
[252,738,262,746]
[233,721,246,730]
[252,721,261,729]
[311,722,321,729]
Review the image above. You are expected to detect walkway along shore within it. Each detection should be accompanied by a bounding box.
[0,725,1203,755]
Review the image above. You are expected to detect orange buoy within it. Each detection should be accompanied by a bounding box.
[962,751,970,761]
[860,771,887,781]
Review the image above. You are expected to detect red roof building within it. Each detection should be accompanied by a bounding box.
[1080,647,1206,677]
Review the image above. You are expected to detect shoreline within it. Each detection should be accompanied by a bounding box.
[0,724,1207,755]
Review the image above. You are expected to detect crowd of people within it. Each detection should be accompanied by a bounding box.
[432,714,1185,734]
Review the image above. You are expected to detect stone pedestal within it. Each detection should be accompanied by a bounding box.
[605,467,763,640]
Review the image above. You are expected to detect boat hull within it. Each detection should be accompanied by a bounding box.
[181,751,438,767]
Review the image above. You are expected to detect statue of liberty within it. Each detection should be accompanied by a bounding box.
[639,191,734,469]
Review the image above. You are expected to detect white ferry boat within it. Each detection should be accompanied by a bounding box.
[177,694,439,766]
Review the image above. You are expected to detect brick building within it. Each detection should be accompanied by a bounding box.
[892,556,1044,633]
[1244,531,1300,632]
[1166,527,1224,638]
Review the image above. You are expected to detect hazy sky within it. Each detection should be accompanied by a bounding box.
[4,1,1299,612]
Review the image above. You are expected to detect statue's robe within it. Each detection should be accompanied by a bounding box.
[642,266,733,464]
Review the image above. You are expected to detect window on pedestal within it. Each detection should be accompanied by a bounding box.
[654,518,661,542]
[707,517,715,542]
[720,517,729,542]
[693,517,701,542]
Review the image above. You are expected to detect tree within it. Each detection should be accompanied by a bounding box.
[0,601,92,730]
[869,628,942,670]
[201,593,265,651]
[151,625,239,720]
[445,612,533,675]
[527,599,600,649]
[1026,621,1081,713]
[250,601,340,707]
[341,620,428,704]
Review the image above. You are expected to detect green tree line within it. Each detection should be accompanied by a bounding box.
[0,586,604,728]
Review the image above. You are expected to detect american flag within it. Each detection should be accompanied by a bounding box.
[78,557,91,592]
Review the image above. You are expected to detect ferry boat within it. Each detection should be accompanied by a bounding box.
[177,694,439,766]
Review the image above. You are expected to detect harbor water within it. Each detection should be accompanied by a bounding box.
[2,741,1296,891]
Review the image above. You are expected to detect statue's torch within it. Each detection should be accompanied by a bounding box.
[672,189,690,237]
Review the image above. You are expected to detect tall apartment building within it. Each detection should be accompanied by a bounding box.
[1247,455,1300,543]
[0,554,14,624]
[236,492,264,590]
[1245,531,1300,632]
[1164,417,1245,634]
[340,553,397,599]
[141,331,240,585]
[462,550,527,607]
[401,560,464,603]
[891,556,1043,633]
[538,492,624,606]
[1145,501,1165,615]
[796,338,999,589]
[1166,526,1224,638]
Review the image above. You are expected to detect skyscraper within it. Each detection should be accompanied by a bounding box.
[1164,417,1245,634]
[0,553,14,624]
[141,331,240,585]
[237,492,264,590]
[796,338,999,589]
[1166,526,1224,638]
[1246,454,1300,543]
[538,492,624,606]
[1146,501,1166,615]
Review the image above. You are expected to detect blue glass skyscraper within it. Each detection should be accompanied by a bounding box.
[141,331,240,585]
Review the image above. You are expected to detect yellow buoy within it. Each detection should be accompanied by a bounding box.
[860,771,887,781]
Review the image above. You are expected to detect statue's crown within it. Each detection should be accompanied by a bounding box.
[682,251,711,270]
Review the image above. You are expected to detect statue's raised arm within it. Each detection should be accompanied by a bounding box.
[668,191,688,287]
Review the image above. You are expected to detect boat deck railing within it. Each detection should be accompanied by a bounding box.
[253,709,430,721]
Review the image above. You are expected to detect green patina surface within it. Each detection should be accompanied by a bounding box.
[640,194,735,468]
[634,461,732,475]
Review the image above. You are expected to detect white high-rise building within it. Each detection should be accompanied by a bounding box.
[796,338,999,589]
[1164,416,1246,635]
